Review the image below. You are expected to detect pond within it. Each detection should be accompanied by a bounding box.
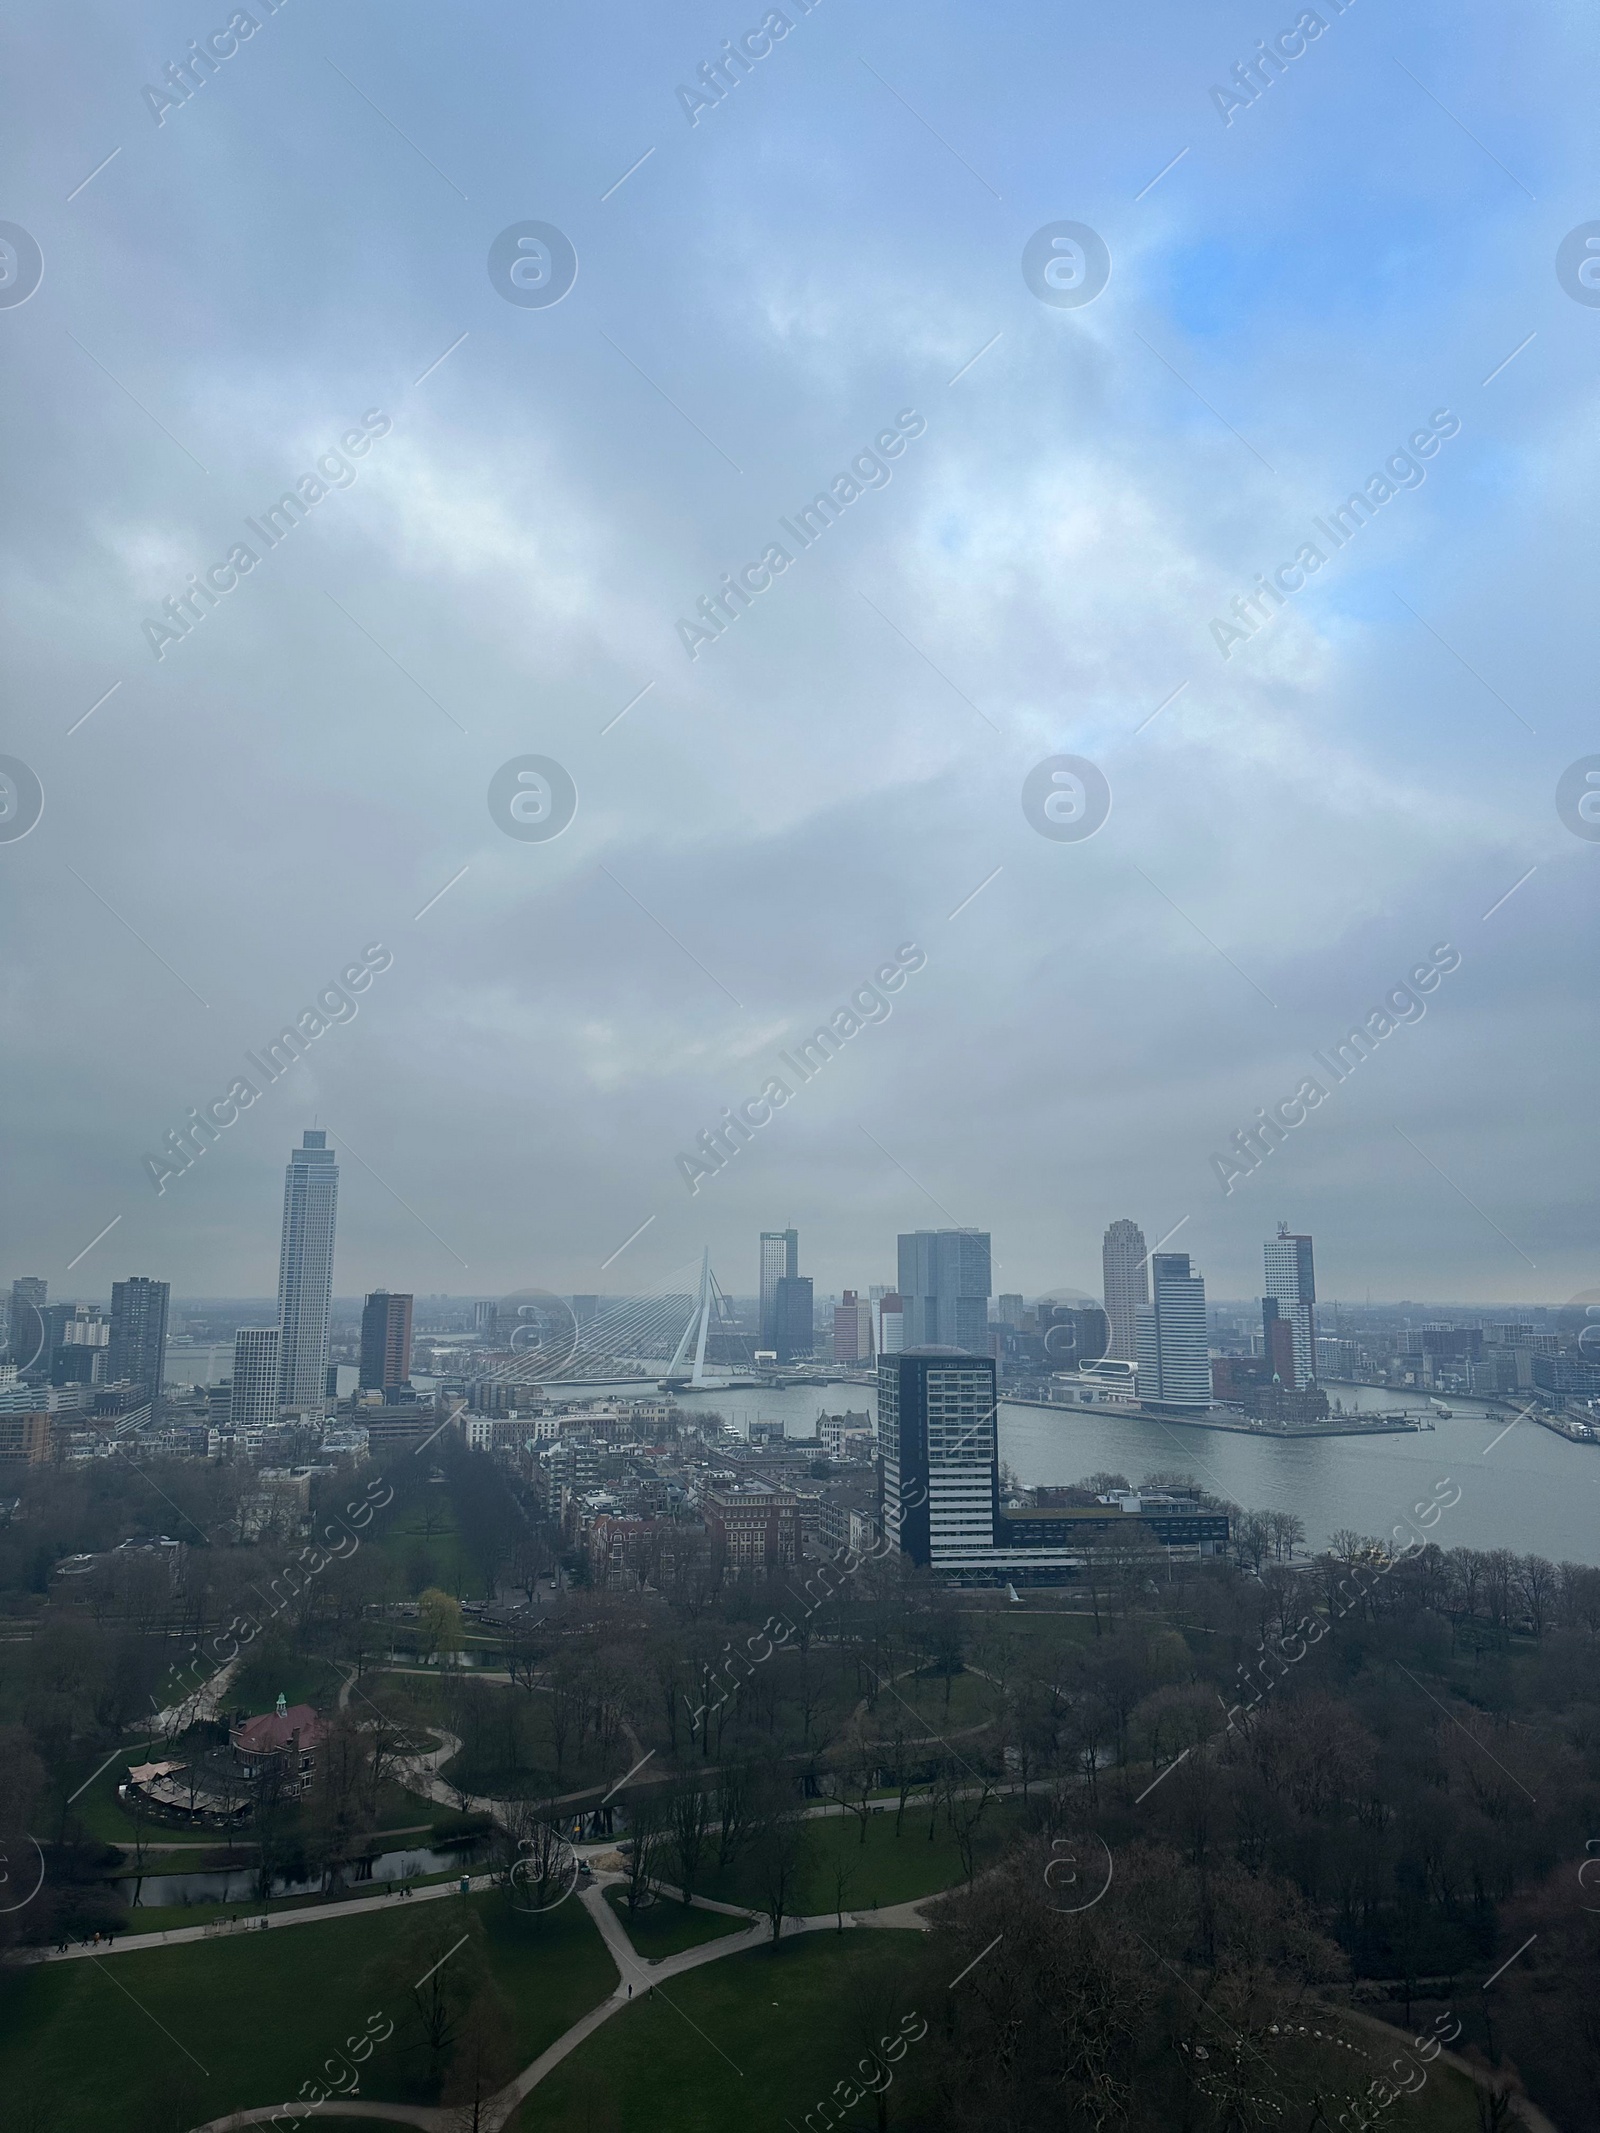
[122,1838,486,1910]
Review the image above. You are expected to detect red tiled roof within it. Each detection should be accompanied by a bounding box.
[233,1703,324,1753]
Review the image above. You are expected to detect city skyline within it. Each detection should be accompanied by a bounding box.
[1,12,1594,2125]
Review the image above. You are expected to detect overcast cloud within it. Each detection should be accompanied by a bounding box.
[2,0,1596,1309]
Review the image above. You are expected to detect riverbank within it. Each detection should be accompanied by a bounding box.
[1002,1394,1433,1439]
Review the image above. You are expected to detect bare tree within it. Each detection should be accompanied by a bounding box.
[751,1800,815,1949]
[821,1733,876,1847]
[504,1804,573,1914]
[946,1772,996,1887]
[668,1778,712,1904]
[441,1983,517,2133]
[391,1905,486,2083]
[714,1763,753,1871]
[622,1794,664,1915]
[831,1846,856,1932]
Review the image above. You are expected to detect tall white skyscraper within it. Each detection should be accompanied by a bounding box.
[231,1326,281,1432]
[277,1130,339,1409]
[1136,1252,1210,1411]
[1263,1223,1316,1390]
[1101,1219,1148,1363]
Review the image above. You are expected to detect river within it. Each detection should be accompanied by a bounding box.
[660,1381,1600,1567]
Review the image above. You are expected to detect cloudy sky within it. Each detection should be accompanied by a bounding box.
[2,0,1596,1312]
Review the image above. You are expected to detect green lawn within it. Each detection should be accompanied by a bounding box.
[682,1800,1028,1914]
[869,1666,1001,1731]
[372,1492,483,1600]
[229,1647,347,1714]
[604,1885,749,1958]
[512,1933,1488,2133]
[509,1930,926,2133]
[0,1888,615,2132]
[68,1739,230,1850]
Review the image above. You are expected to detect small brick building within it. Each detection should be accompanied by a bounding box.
[229,1694,326,1796]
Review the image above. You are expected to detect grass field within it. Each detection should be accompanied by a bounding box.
[682,1800,1029,1914]
[604,1886,749,1958]
[229,1647,347,1714]
[0,1889,616,2132]
[867,1666,1001,1731]
[371,1491,482,1600]
[511,1933,1489,2133]
[508,1931,926,2133]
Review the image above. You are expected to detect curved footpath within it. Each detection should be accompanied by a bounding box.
[185,1868,935,2133]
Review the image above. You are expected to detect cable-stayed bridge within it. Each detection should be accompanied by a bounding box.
[470,1254,850,1394]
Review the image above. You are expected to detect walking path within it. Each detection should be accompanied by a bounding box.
[145,1654,241,1737]
[29,1870,501,1963]
[181,1865,936,2133]
[337,1666,646,1825]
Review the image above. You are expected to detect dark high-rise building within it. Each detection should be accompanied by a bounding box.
[108,1277,170,1399]
[774,1275,813,1362]
[277,1130,339,1409]
[1041,1302,1110,1368]
[51,1342,101,1387]
[7,1277,47,1377]
[896,1231,991,1353]
[1101,1219,1148,1363]
[359,1290,414,1394]
[878,1349,998,1568]
[1262,1304,1297,1387]
[50,1307,108,1388]
[759,1229,798,1348]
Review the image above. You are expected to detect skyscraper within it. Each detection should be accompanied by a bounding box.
[1135,1252,1210,1411]
[7,1277,46,1376]
[832,1291,872,1362]
[758,1229,798,1348]
[108,1277,170,1399]
[774,1275,813,1362]
[878,1349,998,1568]
[277,1130,339,1409]
[875,1291,905,1355]
[359,1290,414,1395]
[231,1326,281,1433]
[1262,1223,1316,1390]
[897,1230,991,1353]
[1101,1220,1148,1363]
